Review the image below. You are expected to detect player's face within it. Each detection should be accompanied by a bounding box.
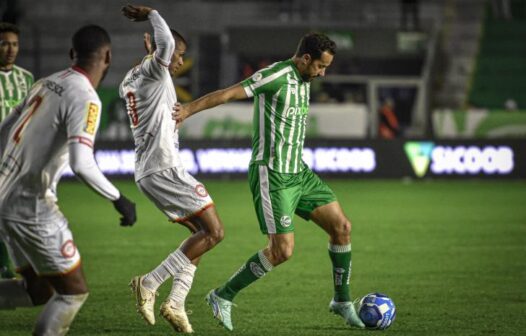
[0,32,19,68]
[169,42,186,76]
[301,51,334,82]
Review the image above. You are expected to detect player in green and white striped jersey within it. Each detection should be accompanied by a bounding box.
[0,22,34,122]
[0,22,34,279]
[175,32,365,331]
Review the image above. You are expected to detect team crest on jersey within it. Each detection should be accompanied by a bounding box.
[60,240,77,258]
[195,184,209,197]
[84,103,99,135]
[251,72,263,82]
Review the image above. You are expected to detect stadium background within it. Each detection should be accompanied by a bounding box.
[1,0,525,335]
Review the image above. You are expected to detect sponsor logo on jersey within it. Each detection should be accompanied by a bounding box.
[249,262,266,278]
[195,184,209,197]
[280,215,292,228]
[60,240,77,258]
[286,106,309,117]
[251,72,263,82]
[84,103,99,135]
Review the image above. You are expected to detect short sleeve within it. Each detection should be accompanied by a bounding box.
[66,97,101,148]
[241,64,288,98]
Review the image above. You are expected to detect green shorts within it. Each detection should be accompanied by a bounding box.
[248,163,337,234]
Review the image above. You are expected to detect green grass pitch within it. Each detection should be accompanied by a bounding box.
[1,179,525,335]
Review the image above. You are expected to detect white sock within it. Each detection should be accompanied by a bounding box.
[33,292,88,336]
[142,249,191,291]
[142,264,171,292]
[167,263,196,307]
[0,279,33,309]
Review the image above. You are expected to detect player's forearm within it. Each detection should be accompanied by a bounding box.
[186,84,247,117]
[149,10,175,65]
[186,90,227,116]
[69,143,120,201]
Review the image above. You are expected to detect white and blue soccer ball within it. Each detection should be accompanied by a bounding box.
[358,292,396,330]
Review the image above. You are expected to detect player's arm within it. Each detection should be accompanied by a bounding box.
[68,143,136,226]
[68,143,136,227]
[174,83,248,123]
[122,4,174,69]
[67,99,137,226]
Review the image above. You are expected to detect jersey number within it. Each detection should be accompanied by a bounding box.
[126,92,139,127]
[13,95,43,144]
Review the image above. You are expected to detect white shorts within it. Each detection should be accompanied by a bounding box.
[0,215,81,276]
[137,167,214,223]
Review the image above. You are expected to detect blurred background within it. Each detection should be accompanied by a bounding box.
[5,0,526,179]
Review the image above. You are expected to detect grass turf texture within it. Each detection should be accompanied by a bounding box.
[1,179,525,335]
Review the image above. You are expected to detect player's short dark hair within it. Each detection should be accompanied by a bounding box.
[0,22,19,35]
[72,25,111,60]
[171,29,187,48]
[295,33,336,60]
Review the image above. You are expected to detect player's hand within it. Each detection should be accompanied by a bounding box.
[173,103,189,124]
[143,32,153,55]
[121,4,152,22]
[112,194,137,227]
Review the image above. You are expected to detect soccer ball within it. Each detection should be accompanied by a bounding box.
[358,292,396,330]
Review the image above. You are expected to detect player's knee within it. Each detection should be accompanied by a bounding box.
[333,217,351,238]
[208,225,224,246]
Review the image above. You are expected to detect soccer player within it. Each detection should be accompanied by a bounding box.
[174,33,366,331]
[119,5,224,333]
[0,22,34,279]
[0,25,137,335]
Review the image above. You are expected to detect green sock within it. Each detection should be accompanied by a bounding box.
[0,242,9,268]
[328,243,352,302]
[216,250,273,301]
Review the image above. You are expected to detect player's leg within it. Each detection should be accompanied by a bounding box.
[311,201,352,302]
[0,266,51,309]
[296,169,364,328]
[34,266,89,336]
[206,164,298,331]
[1,217,90,335]
[159,208,225,333]
[132,169,223,327]
[141,221,202,294]
[0,221,52,309]
[311,202,366,328]
[215,232,291,301]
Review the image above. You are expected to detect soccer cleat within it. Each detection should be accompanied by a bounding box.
[129,275,157,325]
[160,301,194,333]
[205,289,235,331]
[329,299,366,329]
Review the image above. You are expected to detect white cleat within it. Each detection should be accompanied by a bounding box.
[129,275,157,325]
[160,301,194,333]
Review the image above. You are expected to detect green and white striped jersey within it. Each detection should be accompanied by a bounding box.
[0,65,34,121]
[242,59,310,174]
